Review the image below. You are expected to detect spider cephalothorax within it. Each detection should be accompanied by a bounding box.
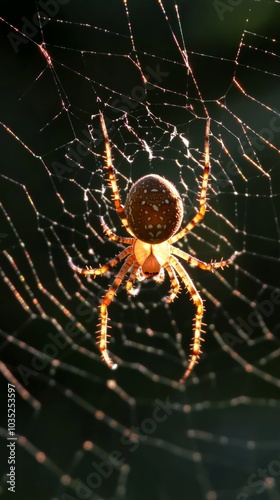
[69,113,232,383]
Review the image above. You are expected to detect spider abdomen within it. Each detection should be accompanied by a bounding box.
[124,174,183,243]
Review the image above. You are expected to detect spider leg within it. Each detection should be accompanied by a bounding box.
[126,262,141,296]
[100,217,135,245]
[168,255,205,383]
[68,246,133,277]
[153,267,165,284]
[98,254,136,369]
[100,113,135,237]
[170,246,231,271]
[136,267,146,282]
[162,262,180,303]
[169,118,210,245]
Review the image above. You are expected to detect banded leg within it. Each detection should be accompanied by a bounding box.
[170,246,230,271]
[98,254,136,369]
[100,114,135,237]
[163,263,180,303]
[68,246,133,277]
[169,118,210,244]
[153,267,165,284]
[100,217,134,245]
[168,255,205,383]
[126,262,141,296]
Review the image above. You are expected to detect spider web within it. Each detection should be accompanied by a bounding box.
[0,1,280,499]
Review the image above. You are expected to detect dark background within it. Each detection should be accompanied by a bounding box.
[0,1,280,500]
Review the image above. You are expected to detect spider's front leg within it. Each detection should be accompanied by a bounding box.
[171,247,241,275]
[170,246,232,272]
[169,118,211,245]
[68,247,133,277]
[100,217,135,245]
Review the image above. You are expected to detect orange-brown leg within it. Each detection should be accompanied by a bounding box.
[98,254,136,369]
[170,246,231,271]
[169,118,210,245]
[100,217,134,245]
[125,262,141,296]
[163,262,180,303]
[168,255,205,383]
[153,267,165,284]
[68,246,133,277]
[100,114,135,237]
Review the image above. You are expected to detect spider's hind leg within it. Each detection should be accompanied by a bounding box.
[98,254,136,369]
[162,263,180,303]
[168,255,205,383]
[126,262,141,297]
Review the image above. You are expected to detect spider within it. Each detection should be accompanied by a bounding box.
[69,114,231,383]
